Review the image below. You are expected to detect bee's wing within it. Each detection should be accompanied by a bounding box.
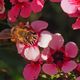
[0,29,11,40]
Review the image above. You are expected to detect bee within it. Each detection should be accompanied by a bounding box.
[0,22,25,40]
[0,22,38,46]
[11,25,38,46]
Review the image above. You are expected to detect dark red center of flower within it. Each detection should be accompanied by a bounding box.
[53,51,64,64]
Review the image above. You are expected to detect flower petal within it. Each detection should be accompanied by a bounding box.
[49,33,64,50]
[23,63,41,80]
[69,11,80,17]
[0,10,5,15]
[72,18,80,30]
[8,5,20,22]
[0,12,6,19]
[76,76,80,80]
[0,0,5,14]
[24,46,40,61]
[42,64,58,75]
[38,31,52,48]
[20,2,31,18]
[10,0,17,4]
[61,0,77,14]
[76,63,80,72]
[62,60,77,73]
[18,0,28,2]
[31,0,44,13]
[41,47,51,60]
[16,43,25,54]
[31,20,48,32]
[65,42,78,58]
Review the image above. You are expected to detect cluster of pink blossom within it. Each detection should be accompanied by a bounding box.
[8,0,44,22]
[0,0,80,80]
[13,21,79,80]
[0,0,44,22]
[0,0,61,22]
[1,0,80,30]
[60,0,80,30]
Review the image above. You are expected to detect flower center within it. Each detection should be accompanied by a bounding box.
[11,24,38,46]
[53,51,64,64]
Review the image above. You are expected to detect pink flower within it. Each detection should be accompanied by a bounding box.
[0,0,5,14]
[76,76,80,80]
[72,18,80,30]
[23,62,41,80]
[61,0,80,14]
[61,0,80,30]
[0,0,6,19]
[16,20,52,61]
[8,0,44,22]
[41,33,78,75]
[76,63,80,72]
[68,11,80,17]
[0,13,6,19]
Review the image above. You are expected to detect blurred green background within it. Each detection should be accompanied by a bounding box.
[0,0,80,80]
